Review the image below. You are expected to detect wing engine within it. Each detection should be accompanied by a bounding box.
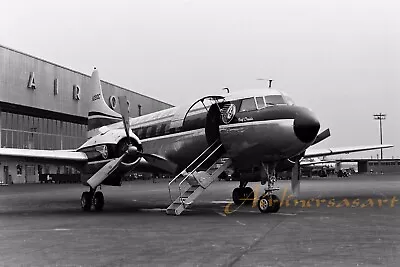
[86,96,177,188]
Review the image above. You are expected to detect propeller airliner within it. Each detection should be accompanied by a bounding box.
[0,69,393,215]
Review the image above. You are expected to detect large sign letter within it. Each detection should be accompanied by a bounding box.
[54,79,59,95]
[109,95,117,109]
[27,72,36,89]
[73,85,80,100]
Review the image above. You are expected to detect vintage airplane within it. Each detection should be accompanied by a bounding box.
[0,69,393,215]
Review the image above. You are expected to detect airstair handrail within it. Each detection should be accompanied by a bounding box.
[167,140,221,202]
[177,142,223,205]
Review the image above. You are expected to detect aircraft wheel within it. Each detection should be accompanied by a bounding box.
[232,188,244,205]
[81,192,92,211]
[258,194,273,213]
[93,191,105,211]
[270,194,281,213]
[244,187,254,204]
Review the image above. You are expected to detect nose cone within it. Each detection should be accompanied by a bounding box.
[294,109,320,143]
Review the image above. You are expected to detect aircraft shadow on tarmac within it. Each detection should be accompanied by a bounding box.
[0,198,230,217]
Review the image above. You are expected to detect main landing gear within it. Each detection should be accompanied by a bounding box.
[232,181,254,205]
[81,187,104,211]
[231,163,281,214]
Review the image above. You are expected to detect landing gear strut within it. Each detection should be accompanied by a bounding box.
[257,163,281,213]
[81,187,104,211]
[232,181,254,205]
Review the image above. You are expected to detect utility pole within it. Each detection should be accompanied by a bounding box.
[373,113,386,159]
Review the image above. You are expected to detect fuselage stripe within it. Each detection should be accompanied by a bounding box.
[88,111,122,120]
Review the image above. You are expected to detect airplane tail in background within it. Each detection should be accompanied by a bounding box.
[87,69,122,138]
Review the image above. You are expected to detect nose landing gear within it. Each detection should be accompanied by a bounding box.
[257,163,281,213]
[257,190,280,213]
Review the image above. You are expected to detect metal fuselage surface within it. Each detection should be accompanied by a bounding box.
[95,89,320,174]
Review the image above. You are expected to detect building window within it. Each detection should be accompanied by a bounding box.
[6,112,12,129]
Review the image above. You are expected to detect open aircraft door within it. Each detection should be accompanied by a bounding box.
[179,95,228,146]
[167,96,234,215]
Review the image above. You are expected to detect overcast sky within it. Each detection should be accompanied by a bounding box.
[1,0,399,158]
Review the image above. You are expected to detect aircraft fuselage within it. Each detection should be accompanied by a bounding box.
[98,90,320,172]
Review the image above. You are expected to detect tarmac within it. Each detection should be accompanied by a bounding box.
[0,174,399,267]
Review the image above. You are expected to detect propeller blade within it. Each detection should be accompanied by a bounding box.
[141,153,178,174]
[312,128,331,146]
[118,96,131,141]
[86,154,125,188]
[291,158,300,197]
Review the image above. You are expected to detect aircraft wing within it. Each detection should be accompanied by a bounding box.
[300,160,337,166]
[133,157,178,174]
[0,148,88,166]
[304,144,394,158]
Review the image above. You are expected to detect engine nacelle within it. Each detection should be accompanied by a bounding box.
[78,127,143,169]
[81,127,140,148]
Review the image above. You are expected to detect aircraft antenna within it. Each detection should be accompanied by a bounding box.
[256,78,274,89]
[222,87,230,93]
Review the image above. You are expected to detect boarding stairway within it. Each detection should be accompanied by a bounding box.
[166,140,231,215]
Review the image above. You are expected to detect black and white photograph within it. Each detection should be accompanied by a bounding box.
[0,0,399,266]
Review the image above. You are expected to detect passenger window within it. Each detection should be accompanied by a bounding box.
[137,128,144,139]
[264,95,286,106]
[239,98,257,112]
[159,124,167,135]
[256,97,265,109]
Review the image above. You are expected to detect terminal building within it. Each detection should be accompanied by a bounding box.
[0,45,173,184]
[353,159,400,174]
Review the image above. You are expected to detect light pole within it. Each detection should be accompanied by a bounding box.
[373,113,386,159]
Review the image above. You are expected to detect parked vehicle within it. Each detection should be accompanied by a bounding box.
[337,169,349,177]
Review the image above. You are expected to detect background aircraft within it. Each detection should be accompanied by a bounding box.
[0,69,393,215]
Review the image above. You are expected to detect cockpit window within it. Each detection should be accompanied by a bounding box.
[239,98,257,112]
[256,97,265,109]
[264,95,287,106]
[284,95,295,105]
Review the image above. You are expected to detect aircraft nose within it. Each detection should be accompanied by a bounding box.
[293,109,320,143]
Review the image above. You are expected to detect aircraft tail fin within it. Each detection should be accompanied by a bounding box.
[87,68,122,138]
